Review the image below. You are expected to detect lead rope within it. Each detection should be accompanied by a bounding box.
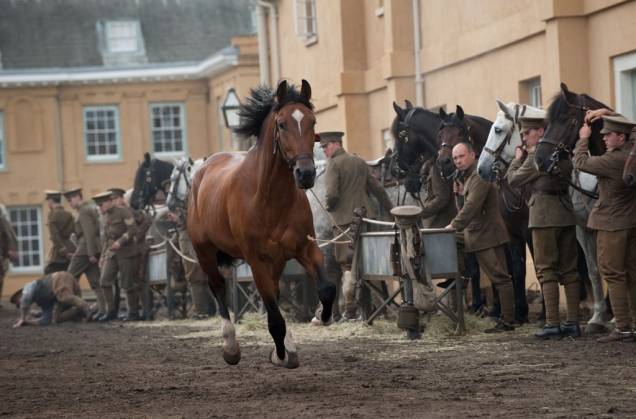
[307,189,353,247]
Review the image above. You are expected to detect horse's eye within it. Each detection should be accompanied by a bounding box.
[277,121,285,130]
[495,127,502,134]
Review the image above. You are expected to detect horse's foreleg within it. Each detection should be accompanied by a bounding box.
[576,226,607,326]
[197,248,241,365]
[298,245,337,325]
[251,261,298,369]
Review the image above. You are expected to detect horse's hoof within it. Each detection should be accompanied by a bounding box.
[584,322,609,336]
[270,349,299,369]
[222,349,241,365]
[310,316,331,326]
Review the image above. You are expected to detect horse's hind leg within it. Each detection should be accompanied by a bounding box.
[251,261,299,369]
[197,247,241,365]
[576,226,608,327]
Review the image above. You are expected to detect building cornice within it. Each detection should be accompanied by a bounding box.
[0,48,238,88]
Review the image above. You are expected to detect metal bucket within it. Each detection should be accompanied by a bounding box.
[235,259,305,280]
[359,228,458,279]
[147,247,168,284]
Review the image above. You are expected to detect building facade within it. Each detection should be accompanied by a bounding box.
[257,0,636,157]
[0,0,258,296]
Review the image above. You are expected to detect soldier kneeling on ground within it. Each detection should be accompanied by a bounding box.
[11,271,96,327]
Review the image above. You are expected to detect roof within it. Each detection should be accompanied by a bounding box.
[0,0,255,70]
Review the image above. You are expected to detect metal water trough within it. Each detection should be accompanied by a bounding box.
[357,228,464,333]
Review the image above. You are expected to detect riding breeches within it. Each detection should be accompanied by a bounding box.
[100,254,139,291]
[597,228,636,330]
[475,245,514,324]
[531,226,579,286]
[68,255,101,290]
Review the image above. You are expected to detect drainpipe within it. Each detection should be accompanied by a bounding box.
[257,0,280,85]
[412,0,423,107]
[256,3,270,85]
[54,90,65,191]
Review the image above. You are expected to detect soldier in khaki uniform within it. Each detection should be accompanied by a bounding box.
[64,188,105,318]
[44,190,76,274]
[447,142,515,332]
[419,159,457,228]
[0,206,18,306]
[11,271,93,327]
[95,191,140,321]
[319,131,394,321]
[574,113,636,342]
[507,115,581,339]
[110,188,155,320]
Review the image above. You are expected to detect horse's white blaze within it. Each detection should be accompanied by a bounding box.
[292,109,304,135]
[221,318,239,355]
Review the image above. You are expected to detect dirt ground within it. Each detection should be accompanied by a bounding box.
[1,306,635,419]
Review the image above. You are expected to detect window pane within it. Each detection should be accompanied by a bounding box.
[150,104,184,153]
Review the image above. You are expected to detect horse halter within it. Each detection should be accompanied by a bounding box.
[167,159,191,210]
[483,104,525,181]
[393,107,436,180]
[272,114,315,170]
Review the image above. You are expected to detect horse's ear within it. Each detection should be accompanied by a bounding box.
[144,152,151,165]
[456,105,465,120]
[300,79,312,101]
[393,101,405,118]
[188,157,194,165]
[314,134,320,143]
[439,107,447,119]
[560,82,569,95]
[496,99,507,113]
[404,99,413,109]
[276,80,288,104]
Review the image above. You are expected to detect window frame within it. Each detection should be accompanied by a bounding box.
[614,52,636,121]
[528,79,542,109]
[0,111,5,171]
[105,20,142,53]
[8,206,44,274]
[83,105,122,163]
[149,102,188,158]
[294,0,318,44]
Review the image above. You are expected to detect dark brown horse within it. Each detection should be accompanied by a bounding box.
[188,80,336,368]
[622,130,636,187]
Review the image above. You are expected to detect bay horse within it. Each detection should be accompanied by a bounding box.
[622,130,636,187]
[130,152,175,210]
[188,80,336,368]
[534,82,611,329]
[436,105,533,323]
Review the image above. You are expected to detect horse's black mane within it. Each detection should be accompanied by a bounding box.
[234,84,314,139]
[547,92,611,124]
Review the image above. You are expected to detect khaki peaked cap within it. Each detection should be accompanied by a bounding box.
[600,115,636,135]
[519,115,546,131]
[318,131,344,147]
[44,190,62,200]
[92,191,113,205]
[63,188,82,199]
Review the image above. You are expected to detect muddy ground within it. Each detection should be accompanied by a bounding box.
[1,306,635,419]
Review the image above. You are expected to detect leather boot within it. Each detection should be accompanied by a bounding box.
[123,290,140,321]
[190,283,211,319]
[534,324,562,339]
[561,321,581,338]
[94,287,107,317]
[597,328,635,343]
[100,287,116,320]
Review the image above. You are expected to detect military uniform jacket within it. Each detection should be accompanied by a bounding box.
[73,202,100,257]
[101,205,139,259]
[0,214,18,260]
[47,205,76,262]
[419,160,457,228]
[450,164,509,252]
[506,150,575,228]
[574,138,636,231]
[325,148,393,226]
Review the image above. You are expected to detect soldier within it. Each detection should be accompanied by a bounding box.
[574,113,636,342]
[110,187,155,320]
[64,188,105,319]
[318,131,394,321]
[0,206,18,307]
[507,114,581,339]
[11,271,94,327]
[446,142,515,333]
[44,190,76,274]
[95,191,140,322]
[418,159,457,228]
[167,206,216,319]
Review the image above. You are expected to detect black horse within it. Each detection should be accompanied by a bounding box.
[390,100,441,195]
[131,152,175,210]
[534,83,608,172]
